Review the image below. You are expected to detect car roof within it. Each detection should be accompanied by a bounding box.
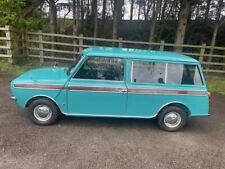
[82,47,198,63]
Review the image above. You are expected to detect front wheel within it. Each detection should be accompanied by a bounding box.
[157,106,188,131]
[28,98,59,125]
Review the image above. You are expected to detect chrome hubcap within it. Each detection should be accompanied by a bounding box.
[164,112,181,128]
[33,105,52,122]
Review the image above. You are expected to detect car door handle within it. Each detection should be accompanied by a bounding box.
[119,89,127,93]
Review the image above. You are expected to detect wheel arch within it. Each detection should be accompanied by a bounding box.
[157,102,191,117]
[25,95,61,113]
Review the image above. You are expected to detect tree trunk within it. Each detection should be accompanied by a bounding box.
[72,0,80,36]
[129,0,134,24]
[112,0,118,41]
[204,0,211,20]
[143,0,153,21]
[93,0,98,39]
[138,3,141,20]
[102,0,107,36]
[48,0,57,57]
[49,0,57,34]
[112,0,124,41]
[174,0,191,52]
[149,0,161,43]
[72,0,80,56]
[87,0,90,17]
[208,0,223,64]
[80,0,84,34]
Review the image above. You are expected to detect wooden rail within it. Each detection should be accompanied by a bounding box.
[25,31,225,74]
[0,26,13,63]
[0,26,225,74]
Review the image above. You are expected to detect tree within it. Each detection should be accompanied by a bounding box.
[80,0,84,33]
[102,0,107,33]
[143,0,153,21]
[47,0,57,34]
[0,0,44,29]
[149,0,161,43]
[208,0,224,63]
[129,0,134,24]
[92,0,98,38]
[174,0,191,52]
[112,0,124,40]
[136,0,144,20]
[72,0,80,36]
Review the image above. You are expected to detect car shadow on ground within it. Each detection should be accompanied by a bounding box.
[56,114,210,133]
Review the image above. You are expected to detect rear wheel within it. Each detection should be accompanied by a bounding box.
[28,98,59,125]
[157,106,188,131]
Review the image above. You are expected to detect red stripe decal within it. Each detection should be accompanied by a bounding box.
[13,84,207,95]
[128,89,207,95]
[67,86,122,92]
[14,84,63,90]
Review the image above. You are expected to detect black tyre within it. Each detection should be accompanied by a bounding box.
[157,106,188,131]
[28,98,59,125]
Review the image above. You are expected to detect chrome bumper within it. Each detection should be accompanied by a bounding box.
[10,96,16,100]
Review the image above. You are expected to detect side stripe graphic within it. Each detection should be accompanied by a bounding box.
[14,84,207,96]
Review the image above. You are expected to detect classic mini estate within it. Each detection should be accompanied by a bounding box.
[10,47,209,131]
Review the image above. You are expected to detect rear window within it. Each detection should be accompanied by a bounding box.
[131,61,203,85]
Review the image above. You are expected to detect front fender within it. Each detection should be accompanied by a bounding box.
[10,82,68,113]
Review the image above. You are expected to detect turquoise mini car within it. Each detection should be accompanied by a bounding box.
[10,47,209,131]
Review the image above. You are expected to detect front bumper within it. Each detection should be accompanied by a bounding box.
[10,96,16,100]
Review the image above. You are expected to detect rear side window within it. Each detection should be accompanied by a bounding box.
[131,61,203,85]
[167,64,202,85]
[74,57,124,81]
[132,61,166,83]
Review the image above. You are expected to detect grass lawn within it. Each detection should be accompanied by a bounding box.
[0,59,39,77]
[0,59,224,95]
[206,76,225,95]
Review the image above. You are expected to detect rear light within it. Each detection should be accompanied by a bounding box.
[208,92,211,98]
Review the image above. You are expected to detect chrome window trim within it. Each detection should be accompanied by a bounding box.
[165,63,168,84]
[131,61,134,82]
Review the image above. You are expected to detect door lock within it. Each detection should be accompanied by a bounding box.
[120,89,127,93]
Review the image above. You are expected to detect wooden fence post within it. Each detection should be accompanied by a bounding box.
[5,25,13,64]
[38,31,44,63]
[22,31,28,57]
[160,40,165,51]
[199,43,206,63]
[79,34,83,54]
[118,37,123,48]
[25,31,29,57]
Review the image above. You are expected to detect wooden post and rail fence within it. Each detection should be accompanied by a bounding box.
[0,25,225,74]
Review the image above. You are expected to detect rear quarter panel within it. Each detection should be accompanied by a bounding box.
[125,59,209,118]
[126,84,209,117]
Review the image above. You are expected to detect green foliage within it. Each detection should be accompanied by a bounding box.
[0,0,26,27]
[0,0,44,30]
[0,59,37,76]
[206,76,225,95]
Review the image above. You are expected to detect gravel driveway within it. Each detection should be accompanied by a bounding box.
[0,75,225,169]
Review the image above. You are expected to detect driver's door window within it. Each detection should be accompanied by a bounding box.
[74,57,124,81]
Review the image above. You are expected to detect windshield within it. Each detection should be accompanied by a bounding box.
[67,57,81,75]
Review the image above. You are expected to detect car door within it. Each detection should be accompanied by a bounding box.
[126,59,167,117]
[67,56,127,116]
